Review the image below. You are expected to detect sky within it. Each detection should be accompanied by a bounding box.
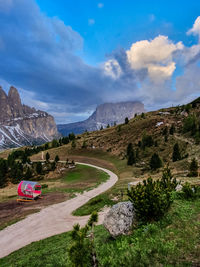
[0,0,200,124]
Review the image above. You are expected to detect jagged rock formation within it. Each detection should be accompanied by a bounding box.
[58,101,145,136]
[103,201,135,237]
[0,86,59,149]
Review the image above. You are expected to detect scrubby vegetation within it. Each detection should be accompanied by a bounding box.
[127,167,177,222]
[1,193,200,267]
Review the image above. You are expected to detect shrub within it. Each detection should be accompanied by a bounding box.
[150,153,162,170]
[182,182,198,199]
[142,134,154,148]
[127,168,177,222]
[183,114,198,136]
[41,184,48,189]
[68,212,98,267]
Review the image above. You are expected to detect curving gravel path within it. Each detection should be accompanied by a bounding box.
[0,162,118,258]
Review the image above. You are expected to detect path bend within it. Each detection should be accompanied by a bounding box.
[0,162,118,258]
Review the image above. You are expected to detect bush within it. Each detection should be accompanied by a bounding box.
[182,182,198,200]
[183,114,198,136]
[142,134,154,148]
[68,212,98,267]
[127,168,177,222]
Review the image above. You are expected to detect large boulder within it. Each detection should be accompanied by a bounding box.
[103,201,135,237]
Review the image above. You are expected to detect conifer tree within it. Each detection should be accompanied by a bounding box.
[125,117,129,124]
[172,143,181,162]
[188,158,198,177]
[55,155,60,163]
[46,152,50,162]
[150,153,162,170]
[36,161,42,174]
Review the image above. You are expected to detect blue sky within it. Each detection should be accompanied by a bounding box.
[0,0,200,123]
[36,0,200,63]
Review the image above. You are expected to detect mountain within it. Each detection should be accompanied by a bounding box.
[58,101,145,136]
[0,86,59,149]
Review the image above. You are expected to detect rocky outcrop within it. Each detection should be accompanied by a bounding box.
[58,101,145,136]
[0,86,59,149]
[103,201,135,237]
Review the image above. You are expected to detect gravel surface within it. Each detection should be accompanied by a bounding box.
[0,162,118,258]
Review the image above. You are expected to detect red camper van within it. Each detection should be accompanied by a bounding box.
[17,181,42,200]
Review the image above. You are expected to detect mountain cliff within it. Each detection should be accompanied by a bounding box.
[58,101,145,136]
[0,86,59,149]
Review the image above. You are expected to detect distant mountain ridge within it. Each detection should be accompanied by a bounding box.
[58,101,145,136]
[0,86,59,149]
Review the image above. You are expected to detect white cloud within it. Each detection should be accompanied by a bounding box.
[126,35,183,83]
[187,16,200,39]
[104,59,122,79]
[88,19,95,25]
[98,3,104,8]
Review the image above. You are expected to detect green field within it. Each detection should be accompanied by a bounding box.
[39,164,109,194]
[1,196,200,267]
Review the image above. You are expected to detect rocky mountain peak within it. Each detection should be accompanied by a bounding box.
[0,85,59,149]
[58,100,145,136]
[8,86,22,106]
[0,86,7,100]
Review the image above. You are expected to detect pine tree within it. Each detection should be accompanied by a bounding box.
[172,143,181,162]
[46,152,50,162]
[71,140,76,149]
[125,117,129,124]
[150,153,162,170]
[188,158,198,177]
[127,143,136,165]
[55,155,60,163]
[169,124,175,135]
[25,167,32,180]
[0,159,7,187]
[127,150,136,165]
[69,132,75,141]
[36,161,42,174]
[68,212,98,267]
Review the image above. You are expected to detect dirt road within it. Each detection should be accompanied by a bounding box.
[0,162,118,258]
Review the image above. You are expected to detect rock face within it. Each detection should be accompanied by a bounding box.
[103,201,135,237]
[0,86,59,149]
[58,101,145,136]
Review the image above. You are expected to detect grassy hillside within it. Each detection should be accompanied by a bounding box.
[1,196,200,267]
[0,100,200,266]
[28,101,200,215]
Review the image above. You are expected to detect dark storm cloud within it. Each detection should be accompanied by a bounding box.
[0,0,130,119]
